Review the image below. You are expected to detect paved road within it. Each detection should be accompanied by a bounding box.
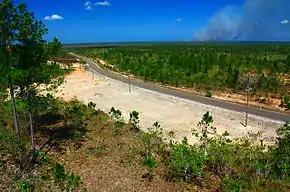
[70,53,290,122]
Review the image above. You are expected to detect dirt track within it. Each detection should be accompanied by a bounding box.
[54,66,284,143]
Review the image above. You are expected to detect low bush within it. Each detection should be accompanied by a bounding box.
[168,137,206,182]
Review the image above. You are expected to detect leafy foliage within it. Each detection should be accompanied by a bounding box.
[0,2,81,190]
[109,107,122,121]
[164,111,290,191]
[109,107,125,135]
[168,137,205,182]
[140,122,163,167]
[274,122,290,179]
[51,163,82,192]
[0,128,27,166]
[205,90,212,97]
[129,110,140,132]
[280,95,290,110]
[17,180,32,192]
[0,97,89,191]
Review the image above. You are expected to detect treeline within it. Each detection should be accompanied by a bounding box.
[72,43,290,94]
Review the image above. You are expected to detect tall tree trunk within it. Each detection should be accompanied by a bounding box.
[27,89,35,160]
[8,78,19,138]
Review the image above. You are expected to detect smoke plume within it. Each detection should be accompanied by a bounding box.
[194,0,290,41]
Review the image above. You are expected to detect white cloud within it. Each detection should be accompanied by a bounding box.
[95,1,110,6]
[175,18,182,22]
[84,1,92,10]
[281,19,289,24]
[44,14,63,20]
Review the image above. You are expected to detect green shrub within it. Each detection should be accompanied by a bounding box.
[274,122,290,179]
[205,90,212,97]
[109,107,122,120]
[17,180,32,192]
[129,110,140,132]
[222,176,245,192]
[207,135,272,181]
[168,137,205,181]
[195,111,216,141]
[51,163,82,192]
[280,95,290,110]
[142,154,157,169]
[0,128,27,166]
[190,111,290,190]
[87,102,96,110]
[148,121,163,138]
[109,107,125,135]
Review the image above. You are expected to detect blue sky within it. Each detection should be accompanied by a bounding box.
[16,0,245,43]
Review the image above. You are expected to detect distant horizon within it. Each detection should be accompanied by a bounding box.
[62,40,290,46]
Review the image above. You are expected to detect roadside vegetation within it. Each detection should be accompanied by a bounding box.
[70,43,290,111]
[1,0,290,191]
[2,93,290,191]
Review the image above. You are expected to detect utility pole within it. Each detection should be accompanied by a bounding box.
[245,76,253,127]
[245,89,249,127]
[128,70,132,93]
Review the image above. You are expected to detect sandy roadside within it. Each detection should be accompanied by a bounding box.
[53,67,284,144]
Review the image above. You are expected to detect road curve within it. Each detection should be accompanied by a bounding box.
[70,53,290,122]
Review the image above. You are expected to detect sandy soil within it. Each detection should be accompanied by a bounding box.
[53,67,284,144]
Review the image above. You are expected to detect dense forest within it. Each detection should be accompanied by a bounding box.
[72,43,290,108]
